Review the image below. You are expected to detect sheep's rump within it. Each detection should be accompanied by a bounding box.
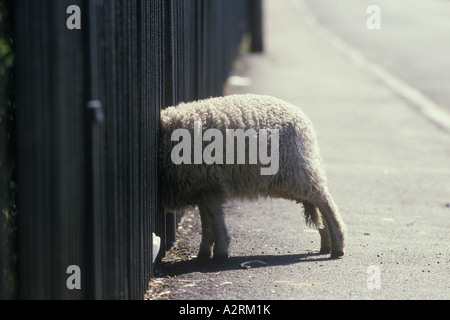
[159,94,327,211]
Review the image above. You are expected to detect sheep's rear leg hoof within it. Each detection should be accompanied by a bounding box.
[197,248,212,260]
[212,246,230,261]
[319,247,331,255]
[212,252,230,261]
[330,250,344,259]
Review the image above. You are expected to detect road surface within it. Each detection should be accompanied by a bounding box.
[305,0,450,112]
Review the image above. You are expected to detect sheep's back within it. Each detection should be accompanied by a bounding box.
[159,94,325,210]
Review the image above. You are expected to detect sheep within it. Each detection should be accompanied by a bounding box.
[159,94,346,260]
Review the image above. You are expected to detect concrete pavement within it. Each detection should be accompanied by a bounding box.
[149,0,450,300]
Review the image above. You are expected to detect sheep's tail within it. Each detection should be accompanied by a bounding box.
[302,201,324,229]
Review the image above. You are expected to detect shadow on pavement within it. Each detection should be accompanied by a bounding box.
[158,252,332,277]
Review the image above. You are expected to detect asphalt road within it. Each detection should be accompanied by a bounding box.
[304,0,450,112]
[149,0,450,300]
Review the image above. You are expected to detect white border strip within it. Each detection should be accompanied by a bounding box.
[292,0,450,133]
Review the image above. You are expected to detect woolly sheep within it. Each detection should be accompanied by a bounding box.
[159,94,346,259]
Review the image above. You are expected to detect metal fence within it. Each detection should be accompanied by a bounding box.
[1,0,263,299]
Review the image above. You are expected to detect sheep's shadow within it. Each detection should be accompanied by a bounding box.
[158,252,332,277]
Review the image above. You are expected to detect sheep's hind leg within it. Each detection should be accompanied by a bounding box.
[211,204,231,260]
[318,219,331,254]
[197,206,214,259]
[197,202,231,260]
[302,201,331,254]
[315,196,346,259]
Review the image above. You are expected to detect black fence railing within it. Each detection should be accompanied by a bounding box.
[0,0,263,299]
[0,0,16,301]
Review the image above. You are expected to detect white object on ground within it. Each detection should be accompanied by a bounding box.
[152,233,161,263]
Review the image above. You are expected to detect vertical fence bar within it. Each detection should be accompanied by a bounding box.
[82,0,104,300]
[248,0,264,53]
[83,99,104,299]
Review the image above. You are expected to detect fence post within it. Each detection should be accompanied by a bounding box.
[248,0,264,53]
[83,100,104,300]
[165,212,178,249]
